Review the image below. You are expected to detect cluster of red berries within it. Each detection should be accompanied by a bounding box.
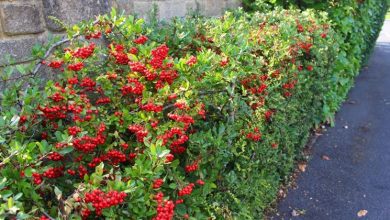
[104,150,127,165]
[96,97,111,105]
[85,31,102,40]
[72,124,106,152]
[80,77,96,89]
[141,102,163,113]
[47,60,64,69]
[67,169,76,175]
[68,126,82,136]
[178,183,195,196]
[174,101,189,110]
[240,74,269,97]
[19,115,27,124]
[47,152,64,161]
[153,192,175,220]
[150,44,169,69]
[68,62,84,71]
[77,165,88,178]
[84,189,127,216]
[282,80,297,90]
[246,127,262,142]
[298,42,313,54]
[158,70,178,86]
[80,208,91,219]
[185,161,199,173]
[160,127,188,154]
[67,77,79,85]
[72,43,95,59]
[153,178,164,189]
[167,113,194,125]
[32,173,42,185]
[151,120,159,128]
[38,105,67,120]
[121,78,145,96]
[49,92,64,102]
[73,135,104,152]
[129,61,147,73]
[88,157,103,168]
[110,43,130,65]
[250,84,268,95]
[128,124,149,142]
[186,56,197,66]
[198,103,206,119]
[134,35,148,44]
[128,152,137,160]
[42,166,64,178]
[165,154,175,163]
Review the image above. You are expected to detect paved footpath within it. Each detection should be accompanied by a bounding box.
[272,20,390,220]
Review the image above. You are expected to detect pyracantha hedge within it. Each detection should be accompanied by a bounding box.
[0,3,386,219]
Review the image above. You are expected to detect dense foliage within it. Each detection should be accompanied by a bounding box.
[243,0,389,122]
[0,0,387,219]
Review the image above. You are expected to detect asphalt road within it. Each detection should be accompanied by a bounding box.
[272,20,390,220]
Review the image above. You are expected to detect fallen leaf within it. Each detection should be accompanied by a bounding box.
[357,209,368,217]
[291,209,306,217]
[322,155,331,160]
[291,210,299,217]
[298,163,307,172]
[278,189,286,198]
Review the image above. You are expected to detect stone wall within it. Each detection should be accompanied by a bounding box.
[0,0,240,66]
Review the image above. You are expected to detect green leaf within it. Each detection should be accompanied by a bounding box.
[96,162,104,176]
[168,183,177,189]
[59,147,74,155]
[8,197,13,209]
[24,167,33,177]
[14,192,23,200]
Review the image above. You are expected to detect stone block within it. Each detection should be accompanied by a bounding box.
[111,0,135,15]
[157,0,189,20]
[198,0,226,17]
[132,1,153,19]
[42,0,111,31]
[225,0,241,9]
[134,0,194,20]
[0,35,45,66]
[1,4,44,36]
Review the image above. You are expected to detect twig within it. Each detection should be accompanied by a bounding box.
[227,78,237,148]
[42,210,56,220]
[31,37,74,77]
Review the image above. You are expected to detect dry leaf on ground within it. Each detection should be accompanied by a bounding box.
[291,209,306,217]
[298,163,307,172]
[357,209,368,217]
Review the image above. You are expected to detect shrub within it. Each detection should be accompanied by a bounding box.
[243,0,389,122]
[0,2,387,220]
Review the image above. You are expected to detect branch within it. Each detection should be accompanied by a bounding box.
[42,210,56,220]
[31,37,74,77]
